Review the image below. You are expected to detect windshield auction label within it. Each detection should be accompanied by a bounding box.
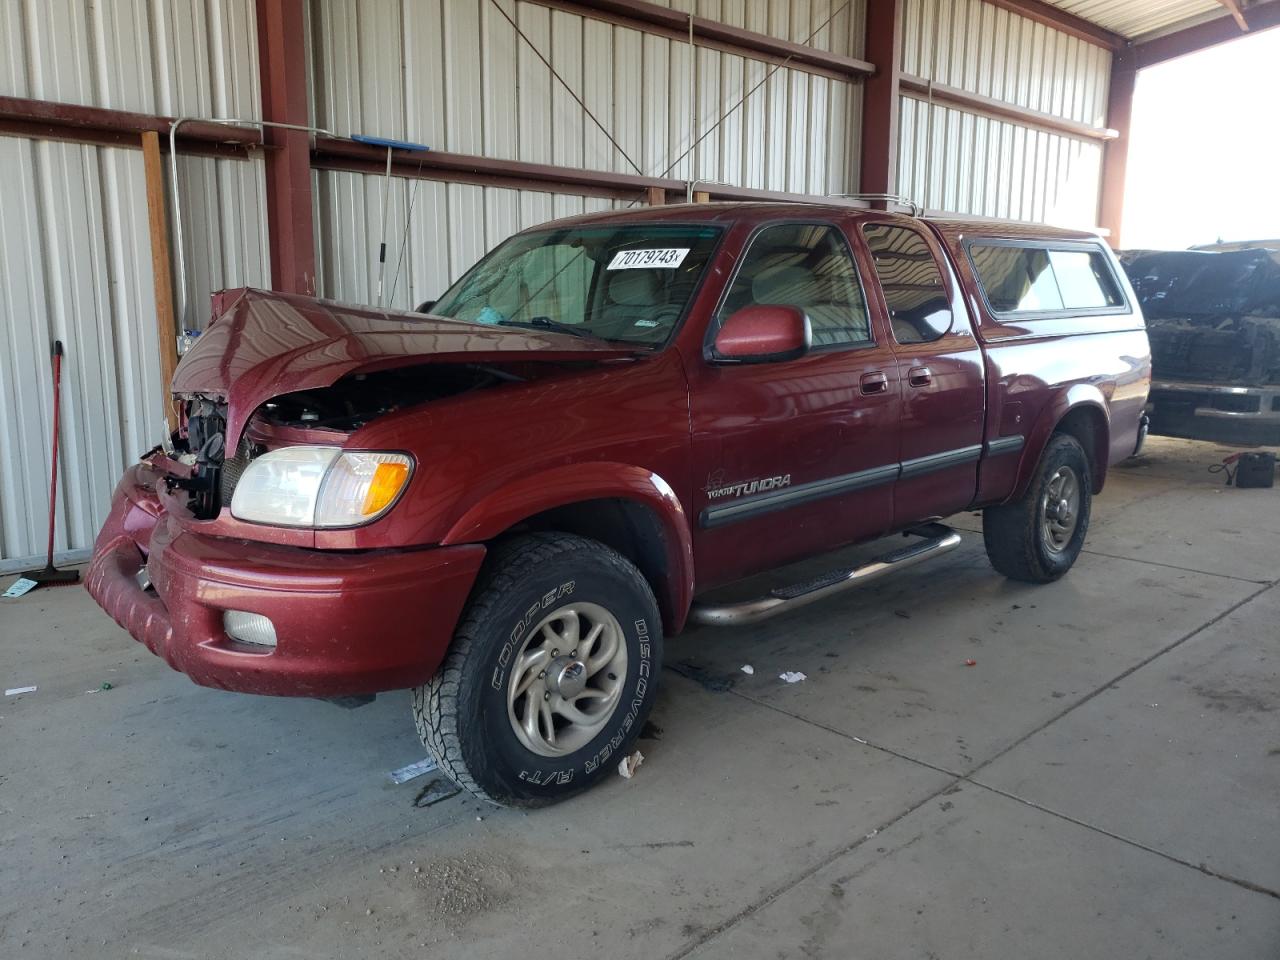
[607,248,690,270]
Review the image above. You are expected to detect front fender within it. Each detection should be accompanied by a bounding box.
[440,462,695,632]
[1012,384,1111,499]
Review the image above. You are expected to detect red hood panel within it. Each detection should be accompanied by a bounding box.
[172,288,633,447]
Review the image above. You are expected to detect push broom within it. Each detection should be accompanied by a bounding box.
[21,340,80,587]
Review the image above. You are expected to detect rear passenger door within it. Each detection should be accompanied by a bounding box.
[688,221,901,589]
[858,219,986,526]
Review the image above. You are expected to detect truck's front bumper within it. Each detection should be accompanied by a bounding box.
[1149,380,1280,446]
[85,465,485,697]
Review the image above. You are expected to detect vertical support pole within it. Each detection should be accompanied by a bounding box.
[1099,50,1136,249]
[141,130,179,432]
[647,186,666,205]
[256,0,316,295]
[859,0,904,198]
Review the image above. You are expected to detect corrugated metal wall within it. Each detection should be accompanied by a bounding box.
[897,0,1110,227]
[0,0,268,566]
[307,0,866,308]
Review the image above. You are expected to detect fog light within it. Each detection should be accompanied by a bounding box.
[223,610,278,647]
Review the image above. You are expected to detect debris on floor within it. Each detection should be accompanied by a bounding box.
[3,578,38,599]
[964,659,977,667]
[5,685,37,696]
[740,664,754,675]
[389,757,439,784]
[778,671,807,684]
[618,750,644,779]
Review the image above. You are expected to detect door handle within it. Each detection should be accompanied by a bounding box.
[908,366,933,387]
[860,371,889,395]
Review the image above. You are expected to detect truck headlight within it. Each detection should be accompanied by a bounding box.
[230,446,413,528]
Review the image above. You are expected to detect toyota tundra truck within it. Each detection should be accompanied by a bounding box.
[86,203,1150,806]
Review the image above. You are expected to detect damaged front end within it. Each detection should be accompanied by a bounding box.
[83,287,634,696]
[1121,248,1280,445]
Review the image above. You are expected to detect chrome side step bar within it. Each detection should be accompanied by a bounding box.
[688,523,962,627]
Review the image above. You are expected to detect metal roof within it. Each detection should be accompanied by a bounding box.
[1042,0,1227,40]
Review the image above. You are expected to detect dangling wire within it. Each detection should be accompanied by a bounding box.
[387,151,428,309]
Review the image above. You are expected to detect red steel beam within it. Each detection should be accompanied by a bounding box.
[898,75,1119,142]
[1097,52,1136,248]
[256,0,316,297]
[311,136,853,207]
[523,0,874,80]
[0,95,258,158]
[1132,1,1280,67]
[859,0,903,196]
[983,0,1125,50]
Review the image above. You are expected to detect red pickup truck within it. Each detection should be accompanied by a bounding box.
[87,203,1150,806]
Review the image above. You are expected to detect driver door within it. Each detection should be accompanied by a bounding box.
[686,221,902,590]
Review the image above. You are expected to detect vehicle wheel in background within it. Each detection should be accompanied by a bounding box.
[412,532,662,807]
[982,433,1092,583]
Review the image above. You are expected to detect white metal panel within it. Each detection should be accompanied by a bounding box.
[898,97,1103,228]
[1043,0,1221,40]
[308,0,861,189]
[902,0,1111,126]
[898,0,1109,226]
[0,140,165,564]
[0,0,267,563]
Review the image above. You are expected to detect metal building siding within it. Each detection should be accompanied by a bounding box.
[0,1,267,565]
[1044,0,1221,39]
[897,0,1109,227]
[307,0,862,184]
[307,0,863,308]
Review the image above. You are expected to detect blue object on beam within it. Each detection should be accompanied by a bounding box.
[351,134,429,152]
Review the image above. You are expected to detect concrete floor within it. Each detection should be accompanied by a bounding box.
[1,435,1277,959]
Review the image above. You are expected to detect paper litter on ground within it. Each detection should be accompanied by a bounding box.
[5,685,37,696]
[778,671,807,684]
[3,578,37,599]
[618,750,644,779]
[740,664,754,675]
[388,757,438,784]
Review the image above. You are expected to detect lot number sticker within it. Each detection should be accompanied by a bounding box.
[607,248,689,270]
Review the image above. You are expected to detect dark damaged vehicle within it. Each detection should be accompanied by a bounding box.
[1121,247,1280,445]
[87,204,1150,805]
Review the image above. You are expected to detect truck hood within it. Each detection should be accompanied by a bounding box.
[172,288,635,448]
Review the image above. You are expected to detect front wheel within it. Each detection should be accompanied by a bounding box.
[982,433,1092,583]
[413,533,663,806]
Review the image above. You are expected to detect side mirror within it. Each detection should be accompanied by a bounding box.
[416,300,436,314]
[709,305,811,364]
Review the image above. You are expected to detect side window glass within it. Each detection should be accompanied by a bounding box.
[719,223,872,348]
[968,245,1061,313]
[862,224,952,343]
[968,243,1126,316]
[1047,249,1124,309]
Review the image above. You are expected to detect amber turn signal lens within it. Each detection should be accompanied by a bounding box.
[362,461,410,515]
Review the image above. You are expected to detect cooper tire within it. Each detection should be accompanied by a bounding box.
[412,532,663,807]
[982,433,1092,584]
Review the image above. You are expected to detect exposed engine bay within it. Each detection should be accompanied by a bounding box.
[1122,247,1280,385]
[165,363,520,519]
[1121,247,1280,444]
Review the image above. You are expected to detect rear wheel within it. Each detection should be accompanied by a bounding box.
[413,532,662,806]
[983,433,1092,583]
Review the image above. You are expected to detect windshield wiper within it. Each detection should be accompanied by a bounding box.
[497,317,600,340]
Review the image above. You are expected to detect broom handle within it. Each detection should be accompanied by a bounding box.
[45,340,63,567]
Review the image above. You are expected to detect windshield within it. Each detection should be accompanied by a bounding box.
[431,223,723,346]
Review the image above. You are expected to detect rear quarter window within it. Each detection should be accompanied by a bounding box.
[967,241,1127,318]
